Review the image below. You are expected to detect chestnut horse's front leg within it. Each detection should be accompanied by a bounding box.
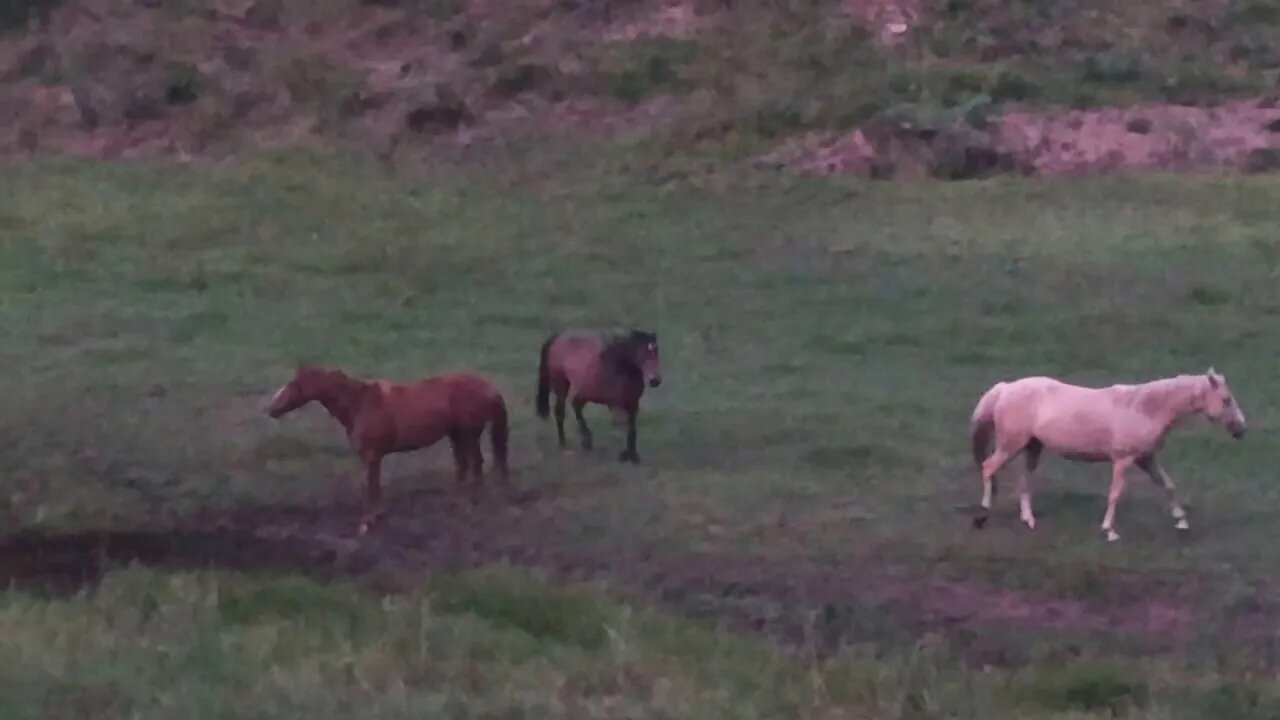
[356,455,385,536]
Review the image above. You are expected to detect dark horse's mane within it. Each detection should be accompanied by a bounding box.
[600,329,655,378]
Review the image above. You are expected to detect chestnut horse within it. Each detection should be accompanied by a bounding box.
[969,368,1247,542]
[535,329,662,463]
[265,364,510,534]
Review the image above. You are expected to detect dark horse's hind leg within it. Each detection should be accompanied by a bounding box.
[449,430,471,486]
[619,404,640,464]
[572,398,594,451]
[553,390,568,448]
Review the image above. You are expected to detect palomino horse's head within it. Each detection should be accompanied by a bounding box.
[622,330,662,388]
[265,364,335,418]
[1203,367,1247,439]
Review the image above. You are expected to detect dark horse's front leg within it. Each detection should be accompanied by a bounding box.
[619,403,640,464]
[356,455,385,536]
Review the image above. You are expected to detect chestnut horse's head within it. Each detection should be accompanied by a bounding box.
[1203,367,1247,439]
[266,364,337,418]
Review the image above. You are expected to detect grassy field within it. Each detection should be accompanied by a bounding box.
[3,147,1280,717]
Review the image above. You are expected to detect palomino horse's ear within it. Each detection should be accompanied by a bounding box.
[1207,367,1220,387]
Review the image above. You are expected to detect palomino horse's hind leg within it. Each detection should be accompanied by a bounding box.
[572,398,594,451]
[974,448,1015,528]
[1019,441,1043,530]
[1101,457,1134,542]
[1136,455,1189,531]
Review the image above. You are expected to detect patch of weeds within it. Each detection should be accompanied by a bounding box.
[1224,0,1280,26]
[1188,285,1233,306]
[217,575,366,628]
[430,571,613,651]
[1081,51,1146,85]
[0,0,60,33]
[1184,681,1280,719]
[1019,661,1148,714]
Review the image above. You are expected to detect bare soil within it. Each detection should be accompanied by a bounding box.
[0,481,1259,666]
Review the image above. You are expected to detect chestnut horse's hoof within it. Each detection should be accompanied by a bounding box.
[971,515,988,530]
[618,450,640,464]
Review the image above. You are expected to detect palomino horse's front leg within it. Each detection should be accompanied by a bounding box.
[356,456,385,536]
[1018,442,1043,530]
[1101,457,1134,542]
[1136,455,1189,531]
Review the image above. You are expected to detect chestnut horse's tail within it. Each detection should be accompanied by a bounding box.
[535,333,558,420]
[490,394,510,481]
[970,382,1006,467]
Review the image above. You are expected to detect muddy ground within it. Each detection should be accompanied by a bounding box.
[3,480,1273,667]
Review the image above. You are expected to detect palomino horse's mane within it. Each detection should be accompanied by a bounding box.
[1106,374,1207,417]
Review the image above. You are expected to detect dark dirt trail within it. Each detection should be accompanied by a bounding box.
[0,482,1268,666]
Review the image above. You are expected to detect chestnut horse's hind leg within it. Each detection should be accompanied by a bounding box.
[572,398,594,451]
[356,456,385,536]
[1136,455,1189,531]
[619,402,640,464]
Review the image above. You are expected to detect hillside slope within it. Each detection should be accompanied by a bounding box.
[3,0,1280,177]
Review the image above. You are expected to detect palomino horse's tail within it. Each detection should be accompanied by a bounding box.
[535,333,558,419]
[490,394,510,482]
[970,382,1006,467]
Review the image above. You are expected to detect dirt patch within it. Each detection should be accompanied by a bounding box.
[769,98,1280,179]
[0,481,1232,666]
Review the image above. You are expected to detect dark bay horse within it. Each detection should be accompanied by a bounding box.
[265,364,510,535]
[535,329,662,463]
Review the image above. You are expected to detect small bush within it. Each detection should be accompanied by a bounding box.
[602,39,698,103]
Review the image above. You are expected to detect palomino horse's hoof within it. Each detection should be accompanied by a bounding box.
[971,515,988,530]
[1175,518,1190,531]
[1103,529,1120,543]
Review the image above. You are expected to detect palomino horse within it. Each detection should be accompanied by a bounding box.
[535,329,662,463]
[969,368,1246,542]
[265,364,510,535]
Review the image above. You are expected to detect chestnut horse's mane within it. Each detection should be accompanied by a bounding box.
[599,329,655,378]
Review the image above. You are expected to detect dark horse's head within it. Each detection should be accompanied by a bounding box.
[605,330,662,388]
[265,364,343,418]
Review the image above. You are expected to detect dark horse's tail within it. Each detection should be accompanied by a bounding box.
[535,333,558,420]
[490,394,510,482]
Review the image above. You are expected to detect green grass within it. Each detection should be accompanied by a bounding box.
[5,148,1280,715]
